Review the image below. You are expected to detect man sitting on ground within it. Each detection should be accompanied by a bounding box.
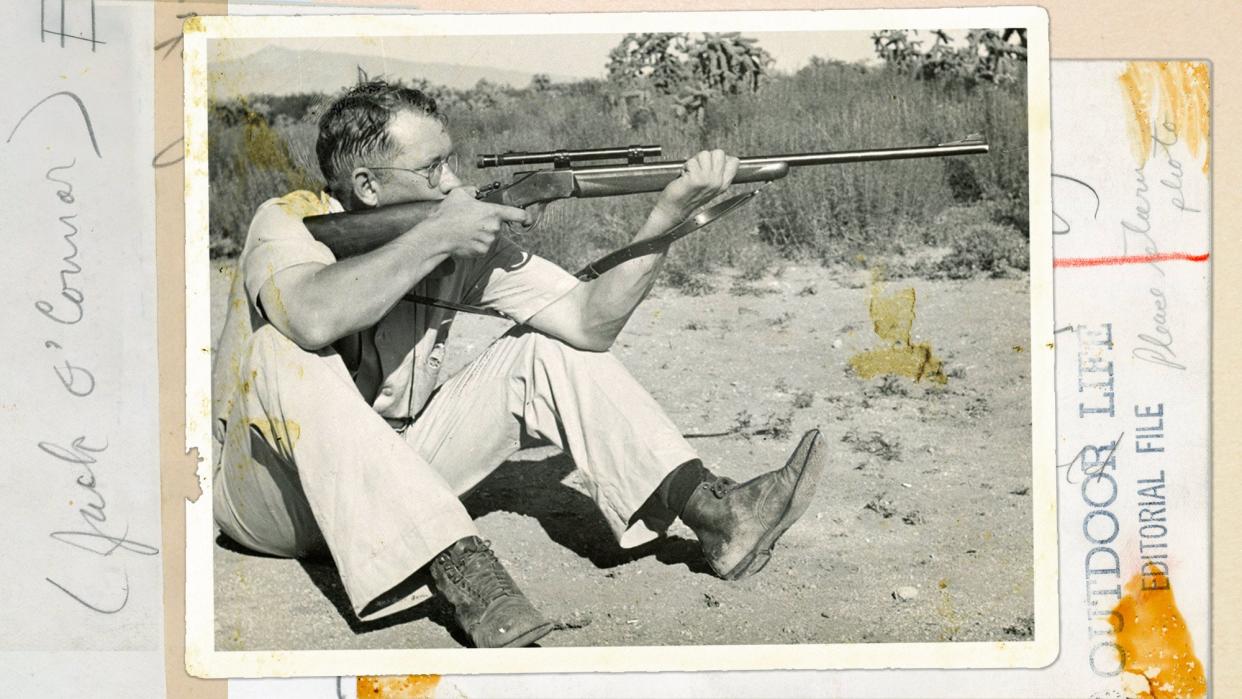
[211,80,830,648]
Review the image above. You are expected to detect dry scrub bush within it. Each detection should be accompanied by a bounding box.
[206,62,1027,285]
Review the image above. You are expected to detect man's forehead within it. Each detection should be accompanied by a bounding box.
[389,110,452,162]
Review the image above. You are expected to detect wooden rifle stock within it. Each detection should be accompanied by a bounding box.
[303,199,441,260]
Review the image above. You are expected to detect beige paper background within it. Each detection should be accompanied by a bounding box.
[154,1,1239,696]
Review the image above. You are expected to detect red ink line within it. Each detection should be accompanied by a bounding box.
[1054,252,1210,268]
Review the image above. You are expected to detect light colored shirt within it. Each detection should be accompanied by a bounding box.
[212,190,579,446]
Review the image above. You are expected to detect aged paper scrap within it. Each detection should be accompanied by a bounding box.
[0,1,165,697]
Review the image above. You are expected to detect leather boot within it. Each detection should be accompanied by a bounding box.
[429,536,554,648]
[681,429,828,581]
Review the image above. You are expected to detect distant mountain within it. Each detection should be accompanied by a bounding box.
[209,45,581,99]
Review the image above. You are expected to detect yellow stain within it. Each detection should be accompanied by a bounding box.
[1112,571,1206,699]
[848,271,946,383]
[277,189,333,219]
[1119,62,1211,174]
[936,585,960,642]
[183,14,206,34]
[357,675,441,698]
[241,113,311,185]
[246,418,301,451]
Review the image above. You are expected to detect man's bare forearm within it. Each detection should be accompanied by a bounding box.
[267,225,451,349]
[525,150,737,351]
[574,205,685,347]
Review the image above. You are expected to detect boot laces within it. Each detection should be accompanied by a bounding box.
[708,476,739,499]
[439,538,518,604]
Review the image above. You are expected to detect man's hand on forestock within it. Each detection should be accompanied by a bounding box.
[652,149,741,227]
[423,187,530,258]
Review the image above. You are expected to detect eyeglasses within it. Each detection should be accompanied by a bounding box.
[367,153,459,188]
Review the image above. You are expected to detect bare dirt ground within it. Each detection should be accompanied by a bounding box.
[210,260,1033,651]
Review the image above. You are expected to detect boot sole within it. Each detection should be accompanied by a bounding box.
[496,620,555,648]
[719,429,828,581]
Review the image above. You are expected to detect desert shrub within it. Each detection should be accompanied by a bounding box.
[792,390,815,409]
[660,260,715,296]
[872,29,1028,88]
[844,428,903,461]
[731,241,777,281]
[206,49,1028,280]
[208,105,322,257]
[935,222,1028,278]
[943,157,984,202]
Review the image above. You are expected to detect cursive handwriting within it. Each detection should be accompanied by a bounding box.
[1051,173,1101,236]
[1133,290,1185,371]
[6,91,101,157]
[1119,166,1164,277]
[45,573,129,615]
[1151,119,1200,214]
[40,437,158,613]
[152,137,183,169]
[17,98,97,327]
[11,89,159,617]
[52,357,96,396]
[40,437,159,557]
[34,167,86,326]
[44,341,97,396]
[1128,121,1188,372]
[1057,433,1125,486]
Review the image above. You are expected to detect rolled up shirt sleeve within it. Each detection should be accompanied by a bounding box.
[461,235,580,324]
[240,191,340,316]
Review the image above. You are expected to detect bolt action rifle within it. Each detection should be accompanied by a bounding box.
[303,137,988,316]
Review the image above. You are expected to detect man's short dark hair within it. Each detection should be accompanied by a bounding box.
[316,79,443,192]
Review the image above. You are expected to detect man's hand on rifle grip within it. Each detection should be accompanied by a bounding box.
[426,186,529,258]
[507,202,547,236]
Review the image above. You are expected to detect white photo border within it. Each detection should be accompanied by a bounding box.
[183,6,1056,678]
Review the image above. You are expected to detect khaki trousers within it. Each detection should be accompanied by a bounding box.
[213,323,696,619]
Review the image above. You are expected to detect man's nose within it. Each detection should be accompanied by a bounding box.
[438,166,463,194]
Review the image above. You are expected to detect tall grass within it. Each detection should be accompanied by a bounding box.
[208,114,322,257]
[207,62,1028,281]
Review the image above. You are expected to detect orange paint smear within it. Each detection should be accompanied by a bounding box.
[1111,572,1206,699]
[357,675,442,699]
[1118,62,1211,174]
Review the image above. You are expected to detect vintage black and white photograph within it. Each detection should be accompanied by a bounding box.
[183,8,1054,676]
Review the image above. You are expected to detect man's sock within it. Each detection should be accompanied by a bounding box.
[654,459,716,517]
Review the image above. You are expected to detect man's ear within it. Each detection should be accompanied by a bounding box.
[350,167,382,208]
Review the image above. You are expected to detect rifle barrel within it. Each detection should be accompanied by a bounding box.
[571,140,987,199]
[741,140,990,167]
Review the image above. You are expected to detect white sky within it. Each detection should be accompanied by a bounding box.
[215,31,910,79]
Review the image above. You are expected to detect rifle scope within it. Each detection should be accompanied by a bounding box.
[477,145,661,169]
